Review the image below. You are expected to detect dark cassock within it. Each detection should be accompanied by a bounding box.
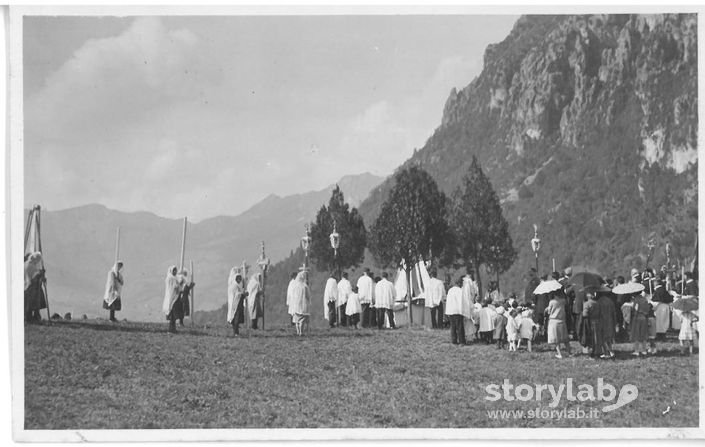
[24,252,47,321]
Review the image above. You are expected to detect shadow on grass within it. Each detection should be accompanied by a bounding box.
[26,319,211,337]
[26,319,385,339]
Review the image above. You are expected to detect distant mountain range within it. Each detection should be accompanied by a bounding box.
[29,173,383,322]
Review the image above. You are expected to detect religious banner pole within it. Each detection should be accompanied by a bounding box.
[257,241,270,331]
[36,207,51,322]
[190,259,195,328]
[242,259,251,338]
[179,217,188,271]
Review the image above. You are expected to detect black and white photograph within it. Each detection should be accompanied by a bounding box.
[7,4,704,441]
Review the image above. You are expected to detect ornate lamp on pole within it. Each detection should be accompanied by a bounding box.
[646,238,656,270]
[257,241,270,330]
[488,245,501,293]
[329,218,340,325]
[301,224,312,284]
[531,224,541,276]
[329,219,340,270]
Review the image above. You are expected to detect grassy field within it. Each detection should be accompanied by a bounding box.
[24,320,698,429]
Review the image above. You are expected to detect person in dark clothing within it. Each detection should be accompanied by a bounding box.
[651,279,672,340]
[524,268,540,306]
[24,252,47,322]
[684,271,698,296]
[178,269,195,326]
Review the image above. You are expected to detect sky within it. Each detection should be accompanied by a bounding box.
[23,14,518,221]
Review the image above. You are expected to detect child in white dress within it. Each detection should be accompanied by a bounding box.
[517,309,538,352]
[506,309,520,351]
[345,286,362,329]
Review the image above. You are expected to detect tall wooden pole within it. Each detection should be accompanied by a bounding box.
[242,260,251,338]
[190,259,195,327]
[35,207,51,322]
[179,217,187,271]
[115,227,121,264]
[407,267,412,328]
[257,241,270,331]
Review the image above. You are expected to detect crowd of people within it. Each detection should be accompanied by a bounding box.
[23,251,699,354]
[305,264,700,357]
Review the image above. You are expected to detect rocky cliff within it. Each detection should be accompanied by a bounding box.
[359,14,698,293]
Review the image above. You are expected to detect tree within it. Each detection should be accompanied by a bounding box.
[449,156,516,298]
[309,186,366,274]
[368,166,449,325]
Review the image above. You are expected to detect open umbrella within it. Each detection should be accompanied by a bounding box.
[672,297,698,312]
[612,282,645,295]
[568,271,604,289]
[533,280,563,295]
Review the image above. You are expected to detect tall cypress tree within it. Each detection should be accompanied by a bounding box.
[449,156,516,298]
[369,166,449,324]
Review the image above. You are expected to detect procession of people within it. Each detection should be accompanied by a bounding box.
[22,221,699,355]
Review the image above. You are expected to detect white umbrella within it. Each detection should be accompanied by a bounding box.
[533,279,563,295]
[612,282,645,294]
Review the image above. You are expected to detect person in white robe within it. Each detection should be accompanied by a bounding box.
[289,271,311,336]
[425,269,446,329]
[163,265,183,333]
[478,299,497,343]
[323,274,339,328]
[374,272,396,329]
[337,271,352,327]
[446,277,466,345]
[246,273,263,330]
[227,268,248,336]
[462,274,479,341]
[285,272,297,323]
[356,268,374,327]
[103,261,124,322]
[345,286,362,329]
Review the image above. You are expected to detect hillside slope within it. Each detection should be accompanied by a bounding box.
[358,14,698,294]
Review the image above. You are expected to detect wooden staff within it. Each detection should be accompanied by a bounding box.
[681,266,685,295]
[115,227,121,264]
[191,259,195,327]
[242,260,251,338]
[33,207,51,322]
[179,217,187,271]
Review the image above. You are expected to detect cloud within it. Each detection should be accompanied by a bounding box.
[23,16,506,221]
[24,17,230,220]
[330,54,484,180]
[27,17,206,144]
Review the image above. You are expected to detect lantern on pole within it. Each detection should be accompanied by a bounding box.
[646,238,656,269]
[329,219,341,324]
[530,224,541,275]
[301,224,312,283]
[257,241,270,330]
[329,219,340,257]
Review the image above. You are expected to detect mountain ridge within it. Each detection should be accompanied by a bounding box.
[357,13,698,294]
[27,172,384,322]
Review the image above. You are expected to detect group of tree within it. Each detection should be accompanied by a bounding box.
[307,156,516,325]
